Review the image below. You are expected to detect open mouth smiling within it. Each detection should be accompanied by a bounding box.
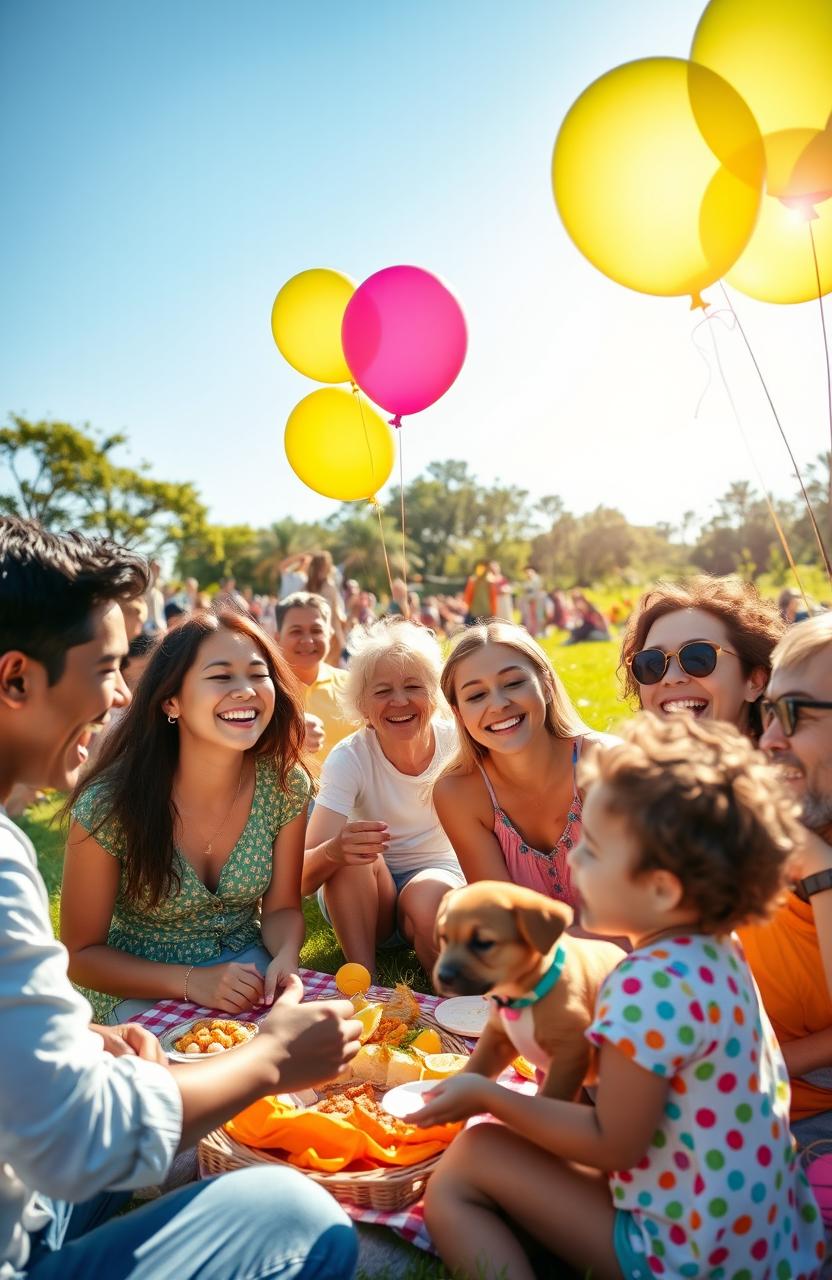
[660,699,708,717]
[217,708,258,724]
[485,714,524,734]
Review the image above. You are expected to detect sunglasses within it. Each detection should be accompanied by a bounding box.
[761,695,832,737]
[627,641,739,687]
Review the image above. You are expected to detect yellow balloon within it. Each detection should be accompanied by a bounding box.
[727,126,832,303]
[271,268,355,383]
[284,387,394,501]
[692,0,832,136]
[552,58,765,307]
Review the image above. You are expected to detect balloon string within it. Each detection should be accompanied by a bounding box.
[808,220,832,544]
[351,382,377,494]
[369,498,396,603]
[693,310,811,614]
[397,426,410,619]
[718,283,832,585]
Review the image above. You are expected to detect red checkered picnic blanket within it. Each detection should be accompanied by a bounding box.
[131,967,531,1254]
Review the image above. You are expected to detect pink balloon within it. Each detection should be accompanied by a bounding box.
[341,265,467,422]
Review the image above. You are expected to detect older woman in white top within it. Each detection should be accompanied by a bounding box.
[303,620,463,976]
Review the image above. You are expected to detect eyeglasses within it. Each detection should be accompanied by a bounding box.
[627,641,739,687]
[761,695,832,737]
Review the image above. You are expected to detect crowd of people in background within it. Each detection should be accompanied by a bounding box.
[138,554,636,653]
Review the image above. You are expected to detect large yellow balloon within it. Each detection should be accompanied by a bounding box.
[692,0,832,136]
[727,125,832,303]
[552,58,765,307]
[271,269,355,383]
[284,387,394,501]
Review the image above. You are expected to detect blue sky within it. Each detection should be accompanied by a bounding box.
[1,0,827,537]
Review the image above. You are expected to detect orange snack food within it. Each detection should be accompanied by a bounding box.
[174,1019,256,1055]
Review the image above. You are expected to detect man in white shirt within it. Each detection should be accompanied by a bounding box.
[0,517,361,1280]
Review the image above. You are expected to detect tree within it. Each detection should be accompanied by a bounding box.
[327,504,421,596]
[385,460,480,578]
[0,415,207,555]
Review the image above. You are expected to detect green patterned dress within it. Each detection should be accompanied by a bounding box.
[71,758,310,1022]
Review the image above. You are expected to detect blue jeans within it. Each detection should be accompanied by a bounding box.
[23,1166,357,1280]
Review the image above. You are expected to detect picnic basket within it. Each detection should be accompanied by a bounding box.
[198,1004,469,1210]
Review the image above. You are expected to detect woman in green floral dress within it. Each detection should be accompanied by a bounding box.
[61,608,311,1024]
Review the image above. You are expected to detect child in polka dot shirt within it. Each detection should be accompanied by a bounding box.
[415,715,826,1280]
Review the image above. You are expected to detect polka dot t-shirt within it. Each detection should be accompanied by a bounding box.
[587,934,825,1279]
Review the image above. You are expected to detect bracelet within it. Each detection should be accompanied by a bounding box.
[795,868,832,902]
[183,964,195,1002]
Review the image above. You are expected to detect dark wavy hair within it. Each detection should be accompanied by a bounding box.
[68,609,307,906]
[0,517,148,683]
[619,575,785,741]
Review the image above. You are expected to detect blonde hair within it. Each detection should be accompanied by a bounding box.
[439,621,588,775]
[579,714,798,934]
[771,611,832,674]
[340,618,447,724]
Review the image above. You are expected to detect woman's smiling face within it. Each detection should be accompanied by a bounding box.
[451,642,550,755]
[165,627,276,750]
[363,656,434,746]
[637,608,764,728]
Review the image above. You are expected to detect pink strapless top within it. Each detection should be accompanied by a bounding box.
[476,739,582,909]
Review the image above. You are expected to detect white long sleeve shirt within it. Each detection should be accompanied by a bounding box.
[0,813,182,1278]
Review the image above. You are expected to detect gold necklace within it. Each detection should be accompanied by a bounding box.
[175,766,245,856]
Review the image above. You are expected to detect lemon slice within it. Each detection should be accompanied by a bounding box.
[335,963,372,997]
[421,1052,468,1080]
[411,1028,442,1055]
[512,1055,536,1081]
[354,1002,384,1044]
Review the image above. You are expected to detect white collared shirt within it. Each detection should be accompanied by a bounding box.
[0,813,182,1277]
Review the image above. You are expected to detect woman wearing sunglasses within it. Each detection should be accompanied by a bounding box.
[620,575,784,740]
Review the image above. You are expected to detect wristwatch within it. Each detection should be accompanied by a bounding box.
[795,868,832,903]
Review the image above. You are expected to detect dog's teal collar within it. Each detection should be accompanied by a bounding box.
[490,943,566,1010]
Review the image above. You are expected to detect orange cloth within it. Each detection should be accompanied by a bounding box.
[225,1095,460,1173]
[739,892,832,1122]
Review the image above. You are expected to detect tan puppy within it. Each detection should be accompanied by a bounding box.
[433,881,624,1100]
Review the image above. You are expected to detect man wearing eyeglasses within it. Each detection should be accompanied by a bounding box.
[739,610,832,1150]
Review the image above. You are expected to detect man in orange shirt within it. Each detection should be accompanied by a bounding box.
[739,612,832,1146]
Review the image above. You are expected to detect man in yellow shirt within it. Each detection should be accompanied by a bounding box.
[276,592,359,778]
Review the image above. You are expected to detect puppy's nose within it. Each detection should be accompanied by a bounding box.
[436,964,458,987]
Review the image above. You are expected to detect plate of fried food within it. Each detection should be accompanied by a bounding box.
[161,1017,258,1061]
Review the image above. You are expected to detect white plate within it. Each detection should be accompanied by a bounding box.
[433,996,490,1038]
[381,1079,438,1118]
[160,1017,259,1062]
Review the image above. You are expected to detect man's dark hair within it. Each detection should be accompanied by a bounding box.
[0,517,149,684]
[127,633,157,659]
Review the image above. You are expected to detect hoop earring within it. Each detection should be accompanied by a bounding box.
[167,714,178,725]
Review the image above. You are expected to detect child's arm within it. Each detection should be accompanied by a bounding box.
[416,1040,668,1171]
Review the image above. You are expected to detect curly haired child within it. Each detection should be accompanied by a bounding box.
[416,714,826,1280]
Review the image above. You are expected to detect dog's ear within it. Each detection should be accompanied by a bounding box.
[514,897,573,954]
[433,888,458,950]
